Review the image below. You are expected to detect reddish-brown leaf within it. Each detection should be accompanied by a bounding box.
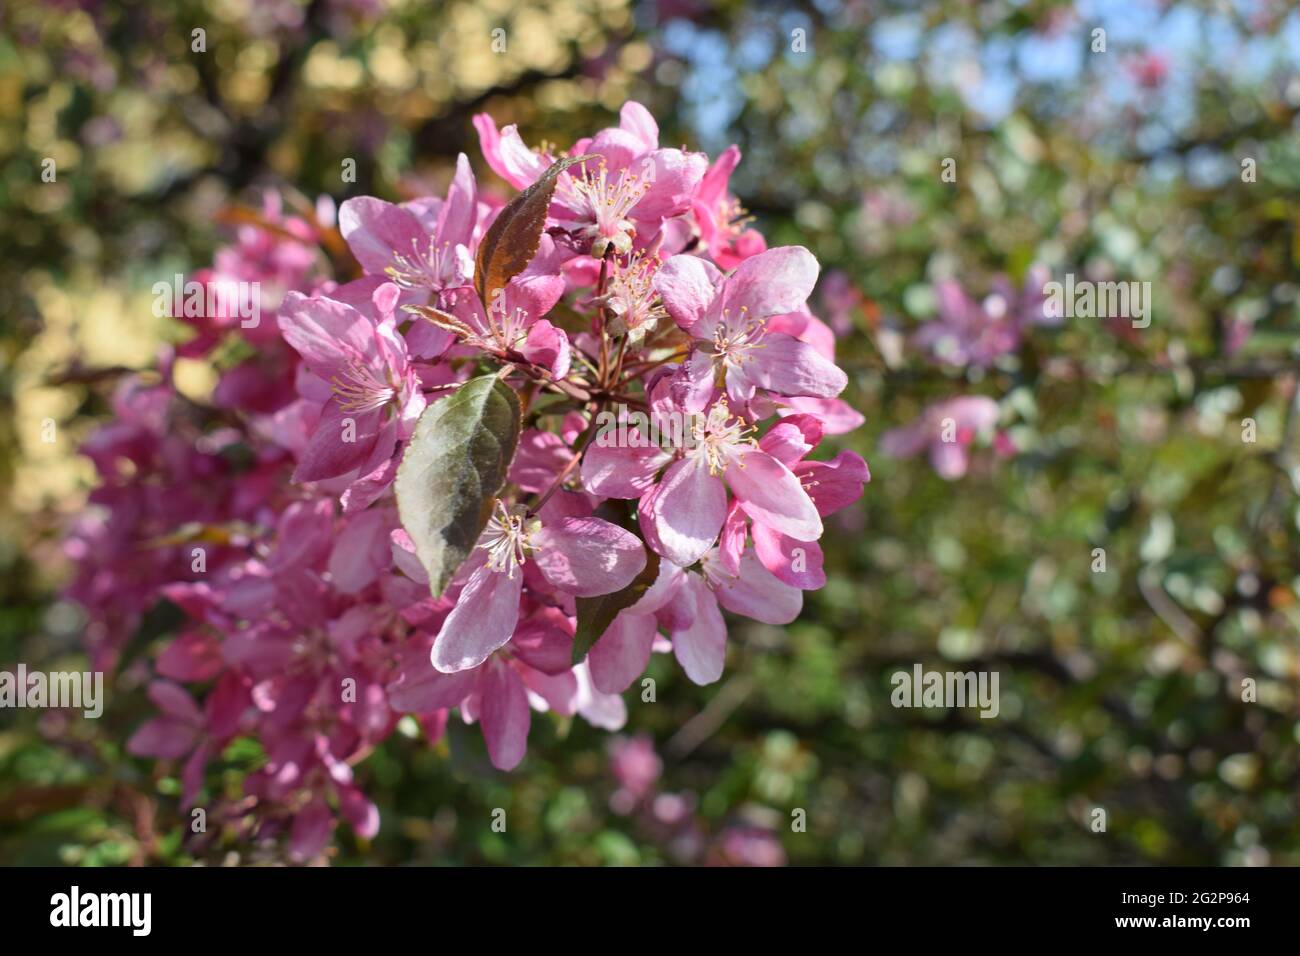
[474,154,593,312]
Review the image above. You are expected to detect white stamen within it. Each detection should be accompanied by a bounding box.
[565,160,649,258]
[331,351,397,413]
[688,401,757,477]
[479,502,535,577]
[711,307,766,373]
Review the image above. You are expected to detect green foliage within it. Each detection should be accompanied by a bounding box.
[396,374,522,597]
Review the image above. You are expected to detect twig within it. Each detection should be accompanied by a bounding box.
[666,676,755,759]
[1137,567,1201,648]
[531,407,602,513]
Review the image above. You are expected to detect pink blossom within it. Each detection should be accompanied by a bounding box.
[588,547,801,689]
[388,635,564,772]
[278,281,425,485]
[915,280,1022,368]
[475,102,707,259]
[126,677,248,806]
[585,391,823,568]
[707,825,788,867]
[654,246,847,413]
[691,145,767,269]
[386,600,622,770]
[744,415,870,588]
[431,234,570,375]
[915,268,1055,368]
[429,501,647,674]
[879,395,1000,479]
[179,191,323,351]
[338,153,481,358]
[65,100,867,860]
[594,251,669,344]
[608,734,663,810]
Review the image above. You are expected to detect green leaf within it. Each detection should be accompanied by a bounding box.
[571,547,659,665]
[395,374,521,597]
[474,154,593,310]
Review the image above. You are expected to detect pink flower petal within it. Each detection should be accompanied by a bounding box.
[340,447,402,515]
[147,679,203,725]
[156,631,223,683]
[328,507,393,594]
[532,517,647,597]
[292,403,382,483]
[574,662,628,730]
[752,522,826,589]
[431,564,523,673]
[632,149,708,222]
[277,292,378,382]
[520,319,571,379]
[795,450,870,517]
[714,548,804,623]
[205,673,249,739]
[712,227,767,271]
[946,395,1000,431]
[510,429,574,494]
[480,659,530,771]
[581,430,671,498]
[587,126,646,172]
[649,457,727,566]
[588,611,658,694]
[671,575,727,685]
[724,448,822,542]
[758,415,822,466]
[653,254,723,333]
[746,331,847,399]
[127,716,199,760]
[181,742,212,808]
[472,117,549,190]
[695,144,741,207]
[404,318,455,361]
[338,784,381,840]
[767,308,837,362]
[510,606,575,676]
[338,198,429,278]
[719,246,820,321]
[436,153,478,250]
[719,501,747,576]
[628,558,686,616]
[879,422,930,459]
[779,396,864,435]
[618,101,660,152]
[675,348,719,413]
[386,644,479,712]
[516,663,580,716]
[929,440,971,480]
[289,799,335,863]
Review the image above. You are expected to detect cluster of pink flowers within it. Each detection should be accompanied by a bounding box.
[66,102,866,859]
[606,735,785,866]
[881,269,1054,480]
[913,269,1053,371]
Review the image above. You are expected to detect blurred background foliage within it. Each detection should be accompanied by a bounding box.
[2,0,1300,865]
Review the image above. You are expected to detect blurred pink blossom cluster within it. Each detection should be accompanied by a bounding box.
[914,269,1054,371]
[880,270,1055,480]
[607,735,786,866]
[66,102,867,860]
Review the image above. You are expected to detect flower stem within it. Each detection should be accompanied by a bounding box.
[531,402,603,514]
[596,246,614,386]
